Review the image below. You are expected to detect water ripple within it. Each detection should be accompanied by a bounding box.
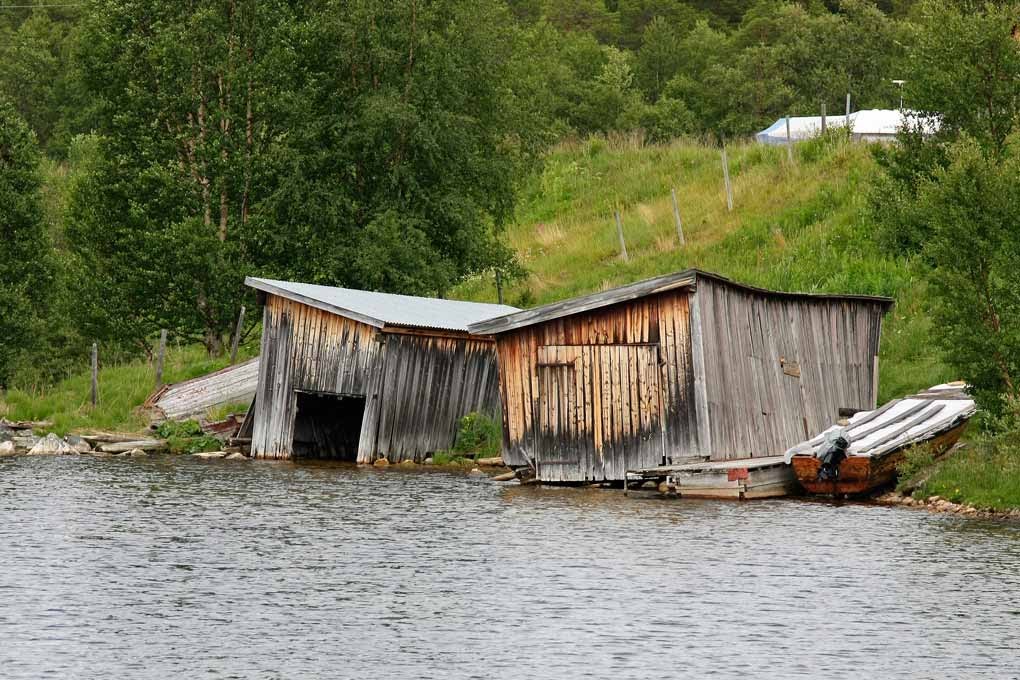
[1,456,1019,679]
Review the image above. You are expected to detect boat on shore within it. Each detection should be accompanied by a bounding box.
[785,383,976,496]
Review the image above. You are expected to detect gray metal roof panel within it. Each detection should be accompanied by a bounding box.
[467,269,894,335]
[245,277,519,332]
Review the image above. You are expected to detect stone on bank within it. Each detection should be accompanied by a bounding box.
[28,433,75,456]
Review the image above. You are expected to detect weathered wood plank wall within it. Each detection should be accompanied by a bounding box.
[251,294,503,463]
[371,332,501,462]
[695,277,886,460]
[492,276,888,482]
[495,289,699,481]
[252,295,380,459]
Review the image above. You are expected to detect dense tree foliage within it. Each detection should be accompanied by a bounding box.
[7,0,1014,393]
[904,139,1020,416]
[869,1,1020,419]
[0,101,51,388]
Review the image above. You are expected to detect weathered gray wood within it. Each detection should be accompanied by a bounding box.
[150,358,260,421]
[721,147,733,211]
[821,101,827,132]
[845,92,851,119]
[670,187,685,246]
[251,292,503,463]
[90,342,98,407]
[229,306,246,364]
[155,329,168,389]
[614,210,629,261]
[495,269,504,305]
[99,439,168,453]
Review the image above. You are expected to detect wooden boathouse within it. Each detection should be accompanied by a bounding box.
[245,277,517,462]
[468,270,893,483]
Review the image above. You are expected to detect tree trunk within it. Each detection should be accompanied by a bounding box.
[204,328,225,357]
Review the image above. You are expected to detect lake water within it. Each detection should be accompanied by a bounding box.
[2,455,1019,679]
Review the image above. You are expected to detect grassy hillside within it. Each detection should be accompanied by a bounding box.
[456,133,950,404]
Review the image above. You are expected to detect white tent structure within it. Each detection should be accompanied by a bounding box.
[756,109,940,145]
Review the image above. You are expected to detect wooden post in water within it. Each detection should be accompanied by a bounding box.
[721,147,733,211]
[155,329,167,389]
[90,342,98,408]
[614,210,629,261]
[821,102,827,133]
[495,269,504,305]
[670,188,685,246]
[229,306,246,364]
[786,115,793,162]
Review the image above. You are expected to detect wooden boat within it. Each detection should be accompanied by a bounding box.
[786,383,976,497]
[629,455,799,500]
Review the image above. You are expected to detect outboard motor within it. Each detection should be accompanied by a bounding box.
[816,428,850,481]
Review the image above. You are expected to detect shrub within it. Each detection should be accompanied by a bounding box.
[450,412,502,458]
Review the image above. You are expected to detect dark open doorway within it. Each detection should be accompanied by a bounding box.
[292,391,366,461]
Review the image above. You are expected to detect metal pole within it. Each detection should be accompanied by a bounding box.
[90,343,98,408]
[721,147,733,211]
[670,188,685,246]
[614,210,629,261]
[155,329,167,388]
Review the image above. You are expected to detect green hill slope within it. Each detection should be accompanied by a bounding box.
[456,134,949,403]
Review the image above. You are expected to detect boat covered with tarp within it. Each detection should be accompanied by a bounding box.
[784,382,976,496]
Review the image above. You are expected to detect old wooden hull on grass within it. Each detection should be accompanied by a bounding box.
[791,418,969,496]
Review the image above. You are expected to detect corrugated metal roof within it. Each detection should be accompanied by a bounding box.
[245,277,519,332]
[468,269,894,335]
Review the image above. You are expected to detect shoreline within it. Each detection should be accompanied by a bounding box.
[874,490,1020,521]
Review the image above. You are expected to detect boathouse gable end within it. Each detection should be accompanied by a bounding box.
[471,270,893,483]
[487,288,701,481]
[693,276,890,462]
[246,278,517,463]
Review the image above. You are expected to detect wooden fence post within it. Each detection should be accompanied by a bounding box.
[785,115,793,162]
[495,269,504,305]
[670,187,685,246]
[721,147,733,211]
[155,329,167,388]
[845,92,851,119]
[90,342,98,408]
[614,210,629,261]
[229,306,246,364]
[821,101,827,133]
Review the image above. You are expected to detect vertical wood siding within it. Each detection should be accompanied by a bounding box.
[371,332,502,463]
[495,289,698,481]
[695,278,886,460]
[252,295,381,459]
[492,278,888,481]
[251,294,503,463]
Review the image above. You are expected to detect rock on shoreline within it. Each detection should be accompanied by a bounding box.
[876,490,1020,520]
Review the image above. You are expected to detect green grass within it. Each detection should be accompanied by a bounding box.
[912,436,1020,511]
[455,133,952,403]
[0,343,258,435]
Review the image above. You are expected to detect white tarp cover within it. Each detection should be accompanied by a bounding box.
[756,109,940,145]
[783,382,975,463]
